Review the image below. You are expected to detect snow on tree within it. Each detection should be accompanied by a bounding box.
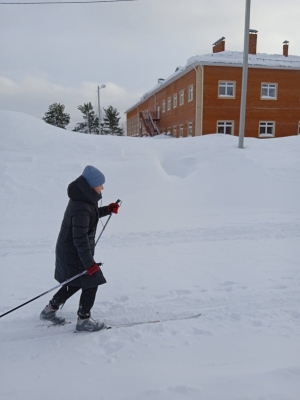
[73,102,101,134]
[102,105,123,136]
[43,103,70,129]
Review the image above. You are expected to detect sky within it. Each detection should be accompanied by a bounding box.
[0,0,300,129]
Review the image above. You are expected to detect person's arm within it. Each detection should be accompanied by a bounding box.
[98,202,120,218]
[98,205,110,218]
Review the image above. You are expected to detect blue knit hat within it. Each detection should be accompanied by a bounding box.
[82,165,105,188]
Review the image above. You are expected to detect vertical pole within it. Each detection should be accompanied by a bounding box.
[238,0,251,149]
[97,86,101,135]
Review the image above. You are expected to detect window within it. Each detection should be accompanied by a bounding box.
[179,125,184,137]
[259,122,275,137]
[261,83,277,99]
[173,126,177,137]
[188,122,193,136]
[167,97,171,111]
[179,90,184,106]
[298,122,300,135]
[162,100,166,113]
[173,93,177,108]
[217,121,234,135]
[188,85,193,102]
[219,81,235,98]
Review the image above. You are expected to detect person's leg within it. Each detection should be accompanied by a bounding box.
[77,287,98,319]
[76,287,105,332]
[50,286,80,310]
[40,286,80,324]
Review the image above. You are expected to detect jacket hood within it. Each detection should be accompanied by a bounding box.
[67,176,102,204]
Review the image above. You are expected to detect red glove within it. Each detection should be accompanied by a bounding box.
[108,202,119,214]
[87,262,101,276]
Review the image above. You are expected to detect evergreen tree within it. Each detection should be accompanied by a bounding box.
[43,103,70,129]
[73,102,100,134]
[102,105,123,136]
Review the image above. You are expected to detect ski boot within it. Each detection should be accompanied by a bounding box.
[76,317,106,332]
[40,305,66,325]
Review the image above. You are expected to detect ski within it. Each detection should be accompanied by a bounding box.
[105,313,201,329]
[37,321,72,328]
[37,313,201,332]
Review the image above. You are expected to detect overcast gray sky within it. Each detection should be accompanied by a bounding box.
[0,0,299,129]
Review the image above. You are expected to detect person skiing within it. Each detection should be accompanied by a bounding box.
[40,165,119,332]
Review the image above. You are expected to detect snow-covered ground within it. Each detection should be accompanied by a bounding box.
[0,110,300,400]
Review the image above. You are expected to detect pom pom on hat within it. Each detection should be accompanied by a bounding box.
[82,165,105,188]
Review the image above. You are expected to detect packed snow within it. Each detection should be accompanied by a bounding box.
[0,110,300,400]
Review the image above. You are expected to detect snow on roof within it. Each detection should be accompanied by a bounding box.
[188,50,300,69]
[126,50,300,112]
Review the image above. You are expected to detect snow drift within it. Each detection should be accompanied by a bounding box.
[0,110,300,400]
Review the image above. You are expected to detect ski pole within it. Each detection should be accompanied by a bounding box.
[0,198,122,319]
[95,199,121,246]
[0,270,87,319]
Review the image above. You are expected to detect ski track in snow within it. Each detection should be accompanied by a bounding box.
[0,238,53,257]
[1,279,300,342]
[100,221,300,249]
[1,220,299,257]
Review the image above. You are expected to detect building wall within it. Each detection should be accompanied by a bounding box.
[127,69,197,137]
[127,64,300,138]
[157,69,197,137]
[202,65,242,136]
[203,66,300,138]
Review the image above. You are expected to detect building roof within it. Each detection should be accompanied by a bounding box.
[125,50,300,114]
[188,50,300,69]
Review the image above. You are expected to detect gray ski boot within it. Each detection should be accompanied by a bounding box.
[40,305,66,325]
[76,317,106,332]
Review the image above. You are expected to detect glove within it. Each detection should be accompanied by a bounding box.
[108,202,120,214]
[86,262,102,276]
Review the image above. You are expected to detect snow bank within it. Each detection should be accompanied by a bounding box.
[0,110,300,400]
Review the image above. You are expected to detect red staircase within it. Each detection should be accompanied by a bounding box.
[139,111,160,137]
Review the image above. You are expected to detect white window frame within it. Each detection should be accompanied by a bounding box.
[179,124,184,137]
[162,100,166,113]
[167,97,171,111]
[261,83,277,100]
[188,122,193,136]
[188,85,193,102]
[173,93,177,108]
[173,126,177,137]
[259,121,275,138]
[179,90,184,106]
[218,81,235,98]
[217,121,234,135]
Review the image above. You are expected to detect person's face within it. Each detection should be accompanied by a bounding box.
[94,185,104,194]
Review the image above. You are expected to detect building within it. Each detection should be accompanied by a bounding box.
[125,32,300,139]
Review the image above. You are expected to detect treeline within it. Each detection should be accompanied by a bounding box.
[43,102,123,136]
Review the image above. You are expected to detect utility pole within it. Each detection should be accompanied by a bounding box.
[238,0,251,149]
[98,84,106,135]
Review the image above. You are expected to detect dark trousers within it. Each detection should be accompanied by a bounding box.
[49,286,98,319]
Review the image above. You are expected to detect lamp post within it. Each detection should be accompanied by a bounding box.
[97,84,106,135]
[238,0,251,149]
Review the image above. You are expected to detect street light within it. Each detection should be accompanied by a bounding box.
[98,84,106,135]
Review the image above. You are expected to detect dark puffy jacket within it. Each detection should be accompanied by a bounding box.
[54,175,110,289]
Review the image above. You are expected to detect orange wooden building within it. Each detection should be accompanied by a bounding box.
[125,32,300,139]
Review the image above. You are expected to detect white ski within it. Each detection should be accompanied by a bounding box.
[105,313,201,329]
